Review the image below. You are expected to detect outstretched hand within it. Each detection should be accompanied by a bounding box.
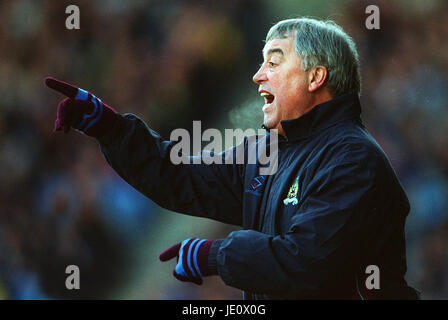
[159,238,215,285]
[44,77,118,137]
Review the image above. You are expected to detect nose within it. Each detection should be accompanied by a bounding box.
[252,64,267,84]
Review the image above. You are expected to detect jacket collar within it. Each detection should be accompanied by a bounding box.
[264,92,362,142]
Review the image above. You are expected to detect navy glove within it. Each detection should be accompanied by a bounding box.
[159,238,216,285]
[45,77,118,137]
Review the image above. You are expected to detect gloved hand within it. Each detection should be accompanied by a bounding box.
[159,238,215,285]
[44,77,118,137]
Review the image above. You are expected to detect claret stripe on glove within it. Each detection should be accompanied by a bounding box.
[159,238,215,285]
[44,77,118,137]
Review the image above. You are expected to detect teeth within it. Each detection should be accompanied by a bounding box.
[260,92,272,97]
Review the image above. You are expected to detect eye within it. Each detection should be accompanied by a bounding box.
[268,61,276,67]
[259,61,278,69]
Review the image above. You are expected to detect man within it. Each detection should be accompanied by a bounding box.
[45,18,419,299]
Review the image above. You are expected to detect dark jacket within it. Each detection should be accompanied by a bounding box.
[96,93,420,299]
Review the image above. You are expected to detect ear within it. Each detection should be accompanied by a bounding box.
[307,66,328,93]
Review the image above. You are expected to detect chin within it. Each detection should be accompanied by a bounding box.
[263,116,278,130]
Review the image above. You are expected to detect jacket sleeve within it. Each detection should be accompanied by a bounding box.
[95,113,245,226]
[210,154,384,297]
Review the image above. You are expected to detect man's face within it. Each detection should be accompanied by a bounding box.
[253,36,312,135]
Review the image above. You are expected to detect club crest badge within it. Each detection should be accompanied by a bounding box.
[283,176,299,205]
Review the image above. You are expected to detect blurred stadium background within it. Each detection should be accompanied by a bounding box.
[0,0,447,299]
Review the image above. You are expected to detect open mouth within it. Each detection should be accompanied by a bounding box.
[261,92,275,104]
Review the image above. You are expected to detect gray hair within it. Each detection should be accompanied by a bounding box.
[266,18,361,97]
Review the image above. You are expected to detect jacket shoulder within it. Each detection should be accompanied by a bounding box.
[305,123,394,185]
[326,123,388,164]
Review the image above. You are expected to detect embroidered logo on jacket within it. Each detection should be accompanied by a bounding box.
[246,175,266,196]
[283,176,299,205]
[250,176,265,191]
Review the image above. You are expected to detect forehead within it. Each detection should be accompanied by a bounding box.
[262,37,294,58]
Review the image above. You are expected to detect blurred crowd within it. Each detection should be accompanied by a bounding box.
[0,0,447,299]
[340,0,448,298]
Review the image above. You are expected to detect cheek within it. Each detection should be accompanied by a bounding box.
[281,76,307,102]
[274,84,300,108]
[268,71,307,109]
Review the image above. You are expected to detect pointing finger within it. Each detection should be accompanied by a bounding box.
[159,242,182,262]
[44,77,79,99]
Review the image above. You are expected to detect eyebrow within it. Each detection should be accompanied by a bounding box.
[263,47,284,59]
